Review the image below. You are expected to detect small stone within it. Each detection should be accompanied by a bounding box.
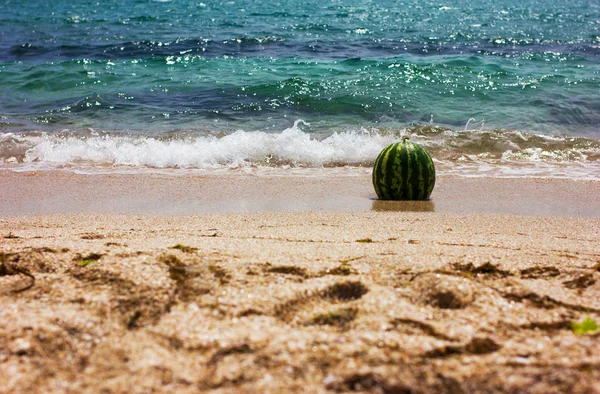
[10,338,32,356]
[465,336,501,355]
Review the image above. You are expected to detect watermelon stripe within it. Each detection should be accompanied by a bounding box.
[415,145,422,199]
[373,143,394,199]
[382,144,398,197]
[400,143,410,199]
[385,143,398,199]
[410,143,420,199]
[426,151,436,197]
[396,143,404,199]
[385,144,398,200]
[414,146,426,200]
[408,143,416,199]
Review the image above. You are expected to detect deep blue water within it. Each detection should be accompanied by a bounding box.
[0,0,599,175]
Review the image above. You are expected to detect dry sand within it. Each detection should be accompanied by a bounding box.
[1,171,600,393]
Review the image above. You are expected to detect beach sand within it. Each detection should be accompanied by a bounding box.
[1,171,600,393]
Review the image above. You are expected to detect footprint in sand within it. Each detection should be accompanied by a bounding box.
[274,280,369,328]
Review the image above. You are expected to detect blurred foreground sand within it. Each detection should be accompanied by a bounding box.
[1,172,599,393]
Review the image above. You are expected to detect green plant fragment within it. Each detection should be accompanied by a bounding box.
[571,317,599,335]
[170,244,197,253]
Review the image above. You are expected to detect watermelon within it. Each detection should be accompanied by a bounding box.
[372,138,435,200]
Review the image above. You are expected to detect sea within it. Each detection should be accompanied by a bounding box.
[0,0,599,179]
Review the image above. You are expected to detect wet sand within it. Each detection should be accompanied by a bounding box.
[1,170,599,217]
[1,170,599,393]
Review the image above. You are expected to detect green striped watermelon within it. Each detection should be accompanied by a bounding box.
[372,138,436,200]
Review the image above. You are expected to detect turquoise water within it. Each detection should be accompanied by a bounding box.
[0,0,599,177]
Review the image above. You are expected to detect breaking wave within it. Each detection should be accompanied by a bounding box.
[1,120,599,179]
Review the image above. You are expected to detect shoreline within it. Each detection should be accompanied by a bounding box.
[1,169,599,218]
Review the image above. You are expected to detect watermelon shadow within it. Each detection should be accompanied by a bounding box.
[371,199,435,212]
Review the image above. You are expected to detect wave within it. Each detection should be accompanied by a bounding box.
[3,52,598,136]
[1,121,599,179]
[3,36,288,62]
[3,37,598,62]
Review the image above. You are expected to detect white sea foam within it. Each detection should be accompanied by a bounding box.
[17,121,397,169]
[1,121,599,180]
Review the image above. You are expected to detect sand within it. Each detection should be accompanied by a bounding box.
[1,170,600,393]
[1,170,600,217]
